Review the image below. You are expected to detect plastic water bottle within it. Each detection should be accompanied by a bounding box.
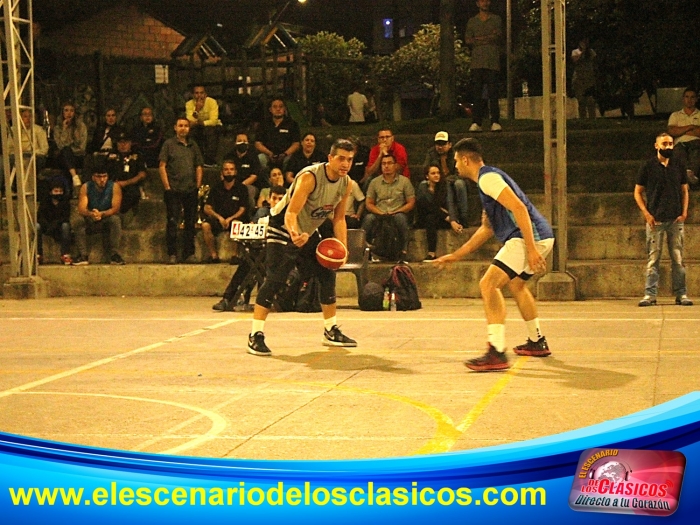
[383,287,390,311]
[43,110,51,140]
[390,292,397,312]
[522,82,529,98]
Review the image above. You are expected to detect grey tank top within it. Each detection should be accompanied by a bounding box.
[270,162,349,235]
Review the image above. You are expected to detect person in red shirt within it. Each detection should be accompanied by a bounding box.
[360,127,410,191]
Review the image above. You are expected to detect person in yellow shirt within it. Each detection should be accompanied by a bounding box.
[185,84,221,167]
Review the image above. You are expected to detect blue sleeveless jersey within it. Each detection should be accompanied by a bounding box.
[86,180,115,213]
[477,166,553,243]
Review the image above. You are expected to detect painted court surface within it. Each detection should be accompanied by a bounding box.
[0,297,697,461]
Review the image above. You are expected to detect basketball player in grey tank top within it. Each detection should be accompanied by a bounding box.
[247,138,358,356]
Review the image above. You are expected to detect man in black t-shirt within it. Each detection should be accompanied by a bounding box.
[201,160,250,263]
[254,97,300,175]
[634,132,692,307]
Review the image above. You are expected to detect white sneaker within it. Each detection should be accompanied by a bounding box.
[468,123,482,132]
[490,122,503,132]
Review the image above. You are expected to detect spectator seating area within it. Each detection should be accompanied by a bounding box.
[2,121,700,299]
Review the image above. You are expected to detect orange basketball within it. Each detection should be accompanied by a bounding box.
[316,238,348,270]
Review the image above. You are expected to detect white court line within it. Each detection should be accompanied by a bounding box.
[0,318,240,400]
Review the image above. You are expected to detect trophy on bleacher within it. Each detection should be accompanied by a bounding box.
[195,184,210,228]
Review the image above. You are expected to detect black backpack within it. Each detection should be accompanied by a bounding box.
[359,282,385,311]
[371,215,402,261]
[383,263,422,311]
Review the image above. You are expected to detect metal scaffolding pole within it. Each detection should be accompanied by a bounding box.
[1,0,43,297]
[538,0,576,299]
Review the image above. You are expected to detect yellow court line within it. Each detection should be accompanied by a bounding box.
[0,319,240,400]
[219,373,461,455]
[417,356,530,455]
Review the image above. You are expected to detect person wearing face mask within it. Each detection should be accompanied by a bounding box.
[200,160,250,263]
[36,179,72,265]
[634,133,692,307]
[226,131,263,200]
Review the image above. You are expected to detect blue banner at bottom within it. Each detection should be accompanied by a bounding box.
[2,392,700,523]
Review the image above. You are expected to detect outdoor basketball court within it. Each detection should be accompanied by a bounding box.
[0,296,696,460]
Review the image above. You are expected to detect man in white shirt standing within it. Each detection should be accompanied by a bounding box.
[668,87,700,185]
[347,87,368,123]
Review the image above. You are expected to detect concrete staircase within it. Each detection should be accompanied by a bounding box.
[2,120,695,300]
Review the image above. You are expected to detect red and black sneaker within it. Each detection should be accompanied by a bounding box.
[513,336,550,357]
[465,344,511,372]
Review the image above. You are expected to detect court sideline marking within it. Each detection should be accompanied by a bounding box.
[0,318,239,401]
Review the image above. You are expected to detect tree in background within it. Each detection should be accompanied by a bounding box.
[297,31,367,124]
[370,24,471,117]
[514,0,699,109]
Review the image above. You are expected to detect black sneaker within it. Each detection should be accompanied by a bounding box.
[323,325,357,347]
[513,336,551,357]
[110,253,126,265]
[248,331,272,356]
[212,298,233,312]
[72,256,89,266]
[465,344,511,372]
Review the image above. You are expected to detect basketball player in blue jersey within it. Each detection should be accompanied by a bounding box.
[247,138,357,356]
[433,138,554,371]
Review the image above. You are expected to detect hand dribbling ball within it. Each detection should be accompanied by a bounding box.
[316,238,348,270]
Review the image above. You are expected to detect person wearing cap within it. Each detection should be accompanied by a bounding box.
[72,163,124,266]
[423,131,470,229]
[106,130,147,215]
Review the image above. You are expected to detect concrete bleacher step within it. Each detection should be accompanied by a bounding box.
[12,257,696,300]
[394,124,662,164]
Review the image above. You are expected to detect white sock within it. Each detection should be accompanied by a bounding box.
[251,320,265,336]
[526,319,542,341]
[324,316,337,331]
[487,324,506,353]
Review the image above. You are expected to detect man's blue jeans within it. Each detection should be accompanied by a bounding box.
[644,221,686,298]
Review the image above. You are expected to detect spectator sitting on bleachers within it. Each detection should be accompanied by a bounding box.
[667,87,700,185]
[212,184,286,312]
[88,108,124,158]
[131,106,164,169]
[345,179,365,229]
[185,84,222,167]
[362,153,415,262]
[201,160,250,263]
[72,164,124,266]
[226,131,264,205]
[423,131,469,227]
[361,127,410,191]
[8,109,49,172]
[53,101,87,193]
[256,167,285,209]
[348,135,370,184]
[254,97,301,176]
[36,178,71,265]
[106,131,147,216]
[284,132,325,186]
[415,164,460,262]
